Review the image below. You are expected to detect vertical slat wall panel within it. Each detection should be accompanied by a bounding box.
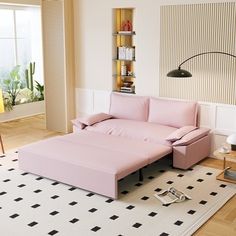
[160,2,236,105]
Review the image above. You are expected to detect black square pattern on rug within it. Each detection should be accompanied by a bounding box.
[9,213,19,219]
[141,196,149,200]
[135,183,143,187]
[3,179,11,182]
[0,191,7,196]
[51,195,59,199]
[197,178,204,182]
[51,182,59,186]
[91,226,101,232]
[160,232,169,236]
[105,199,114,203]
[126,205,135,210]
[132,223,142,228]
[68,187,76,191]
[177,174,184,177]
[69,201,78,206]
[89,208,97,213]
[210,192,218,196]
[206,172,213,175]
[34,189,42,193]
[86,193,94,197]
[14,197,23,202]
[36,177,43,181]
[148,176,155,179]
[31,204,40,209]
[18,184,26,188]
[199,200,207,205]
[187,186,194,190]
[48,230,59,235]
[155,188,162,192]
[220,184,227,188]
[187,210,196,215]
[28,221,38,227]
[166,181,173,184]
[121,190,129,195]
[70,218,79,224]
[50,211,59,216]
[174,220,183,226]
[110,215,119,220]
[148,212,157,217]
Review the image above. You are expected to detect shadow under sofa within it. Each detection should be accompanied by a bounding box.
[18,92,211,199]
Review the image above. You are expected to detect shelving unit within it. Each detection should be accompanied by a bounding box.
[113,8,135,94]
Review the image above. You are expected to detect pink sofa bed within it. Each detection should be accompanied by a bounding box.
[18,93,211,199]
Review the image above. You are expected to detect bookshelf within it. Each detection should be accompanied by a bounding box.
[113,8,135,94]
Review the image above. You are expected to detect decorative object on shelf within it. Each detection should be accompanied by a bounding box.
[167,51,236,77]
[226,134,236,151]
[121,65,127,76]
[0,88,4,113]
[121,20,132,31]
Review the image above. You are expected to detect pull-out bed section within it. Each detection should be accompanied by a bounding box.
[19,131,172,199]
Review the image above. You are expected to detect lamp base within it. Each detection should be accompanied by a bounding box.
[231,144,236,151]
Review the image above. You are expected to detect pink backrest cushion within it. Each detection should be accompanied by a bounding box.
[109,93,149,121]
[166,126,197,142]
[172,128,210,146]
[148,97,198,128]
[75,113,113,126]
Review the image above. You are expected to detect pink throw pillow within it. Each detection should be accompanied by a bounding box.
[71,119,86,130]
[76,113,113,126]
[166,126,197,142]
[172,128,210,146]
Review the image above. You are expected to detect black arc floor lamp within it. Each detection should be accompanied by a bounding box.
[167,51,236,78]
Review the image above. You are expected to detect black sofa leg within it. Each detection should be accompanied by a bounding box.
[139,169,143,181]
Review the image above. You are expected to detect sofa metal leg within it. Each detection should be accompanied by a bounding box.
[139,169,143,181]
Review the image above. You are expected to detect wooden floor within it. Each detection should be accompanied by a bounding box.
[0,115,235,236]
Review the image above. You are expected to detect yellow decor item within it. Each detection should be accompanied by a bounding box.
[0,89,4,113]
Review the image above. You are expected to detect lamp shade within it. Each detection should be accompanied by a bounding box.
[0,89,4,113]
[226,134,236,151]
[167,68,192,78]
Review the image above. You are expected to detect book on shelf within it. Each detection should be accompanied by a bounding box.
[117,46,135,60]
[120,86,135,93]
[154,187,191,205]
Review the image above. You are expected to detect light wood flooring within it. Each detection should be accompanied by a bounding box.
[0,115,235,236]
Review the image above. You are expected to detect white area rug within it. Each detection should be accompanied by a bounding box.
[0,151,235,236]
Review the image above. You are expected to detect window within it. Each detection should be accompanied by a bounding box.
[0,5,43,84]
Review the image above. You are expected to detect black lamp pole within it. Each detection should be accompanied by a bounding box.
[167,51,236,78]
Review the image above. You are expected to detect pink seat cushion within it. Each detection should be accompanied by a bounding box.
[148,97,198,128]
[86,119,177,146]
[109,93,149,121]
[19,131,171,179]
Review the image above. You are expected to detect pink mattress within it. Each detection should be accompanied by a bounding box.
[18,131,172,198]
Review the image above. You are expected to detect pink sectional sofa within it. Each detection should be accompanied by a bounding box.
[18,93,211,199]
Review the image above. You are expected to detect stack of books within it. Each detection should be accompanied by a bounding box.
[118,46,135,60]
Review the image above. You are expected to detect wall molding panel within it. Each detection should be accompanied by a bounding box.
[160,2,236,105]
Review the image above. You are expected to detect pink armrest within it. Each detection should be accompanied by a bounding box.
[172,127,210,146]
